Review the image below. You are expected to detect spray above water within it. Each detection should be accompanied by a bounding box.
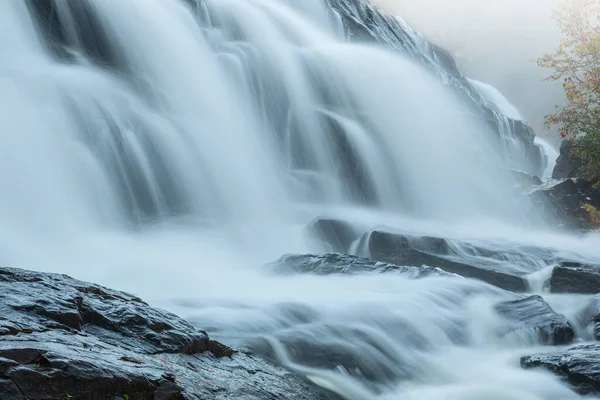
[1,0,599,399]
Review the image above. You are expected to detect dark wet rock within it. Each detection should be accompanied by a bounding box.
[548,179,579,198]
[308,218,360,253]
[531,179,598,230]
[522,343,600,394]
[268,253,451,279]
[366,231,528,292]
[0,267,337,400]
[495,295,574,345]
[575,178,600,206]
[576,294,600,340]
[553,139,582,179]
[535,139,600,230]
[550,263,600,294]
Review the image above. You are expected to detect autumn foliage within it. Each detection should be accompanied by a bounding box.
[538,0,600,184]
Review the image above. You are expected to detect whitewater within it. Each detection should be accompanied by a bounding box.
[2,0,600,398]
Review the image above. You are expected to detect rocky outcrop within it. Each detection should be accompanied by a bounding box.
[553,139,582,179]
[365,230,529,292]
[531,178,600,230]
[550,262,600,294]
[0,267,337,400]
[522,343,600,395]
[308,218,600,294]
[541,139,600,229]
[495,295,574,345]
[263,248,596,395]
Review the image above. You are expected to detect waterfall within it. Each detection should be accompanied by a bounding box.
[469,78,555,178]
[2,0,542,233]
[469,79,523,121]
[535,137,560,179]
[1,1,599,399]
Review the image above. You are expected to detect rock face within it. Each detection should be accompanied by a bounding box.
[495,295,574,345]
[550,262,600,294]
[537,138,600,230]
[522,344,600,395]
[365,230,529,292]
[553,139,582,179]
[0,267,337,400]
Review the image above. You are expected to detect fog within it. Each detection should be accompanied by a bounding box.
[375,0,565,143]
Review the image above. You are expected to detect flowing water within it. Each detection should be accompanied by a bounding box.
[469,77,560,179]
[1,0,600,399]
[469,78,524,121]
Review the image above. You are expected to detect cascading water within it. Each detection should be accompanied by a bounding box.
[2,0,600,399]
[469,78,560,179]
[469,79,523,121]
[535,136,560,179]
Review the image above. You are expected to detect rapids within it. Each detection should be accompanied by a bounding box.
[1,0,600,399]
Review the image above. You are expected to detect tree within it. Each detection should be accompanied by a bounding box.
[538,0,600,185]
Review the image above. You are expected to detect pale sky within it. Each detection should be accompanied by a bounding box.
[374,0,564,140]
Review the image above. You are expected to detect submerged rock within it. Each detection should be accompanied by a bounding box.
[522,343,600,394]
[550,262,600,294]
[0,267,337,400]
[268,253,450,278]
[509,169,543,187]
[576,294,600,340]
[495,295,574,345]
[366,231,529,292]
[308,218,360,253]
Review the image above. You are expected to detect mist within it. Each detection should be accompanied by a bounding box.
[374,0,565,144]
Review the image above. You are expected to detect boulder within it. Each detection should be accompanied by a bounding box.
[268,253,450,278]
[552,139,582,179]
[366,231,528,292]
[495,295,574,345]
[550,263,600,294]
[522,343,600,395]
[0,267,337,400]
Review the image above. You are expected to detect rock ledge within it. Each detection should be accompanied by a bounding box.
[0,267,336,400]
